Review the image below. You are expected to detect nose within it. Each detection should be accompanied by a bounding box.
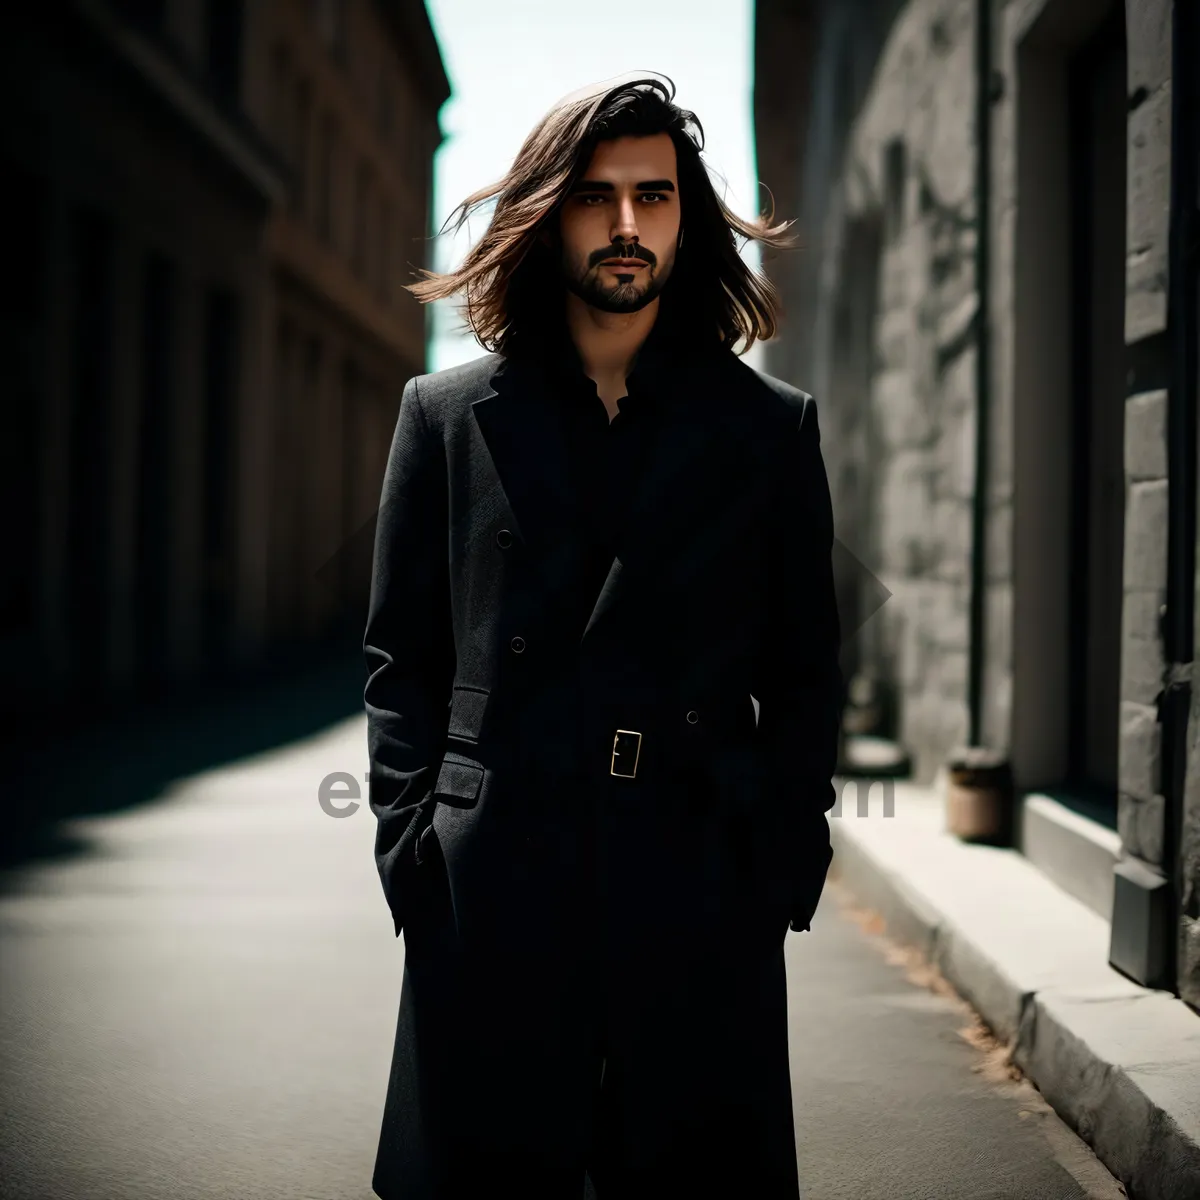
[612,195,639,242]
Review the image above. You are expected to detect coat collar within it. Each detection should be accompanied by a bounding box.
[470,322,743,644]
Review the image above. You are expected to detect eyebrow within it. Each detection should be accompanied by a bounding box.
[570,179,676,193]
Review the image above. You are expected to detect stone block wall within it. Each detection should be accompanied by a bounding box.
[1120,0,1189,997]
[1117,21,1171,885]
[757,0,1194,1000]
[814,0,979,783]
[1185,674,1200,1006]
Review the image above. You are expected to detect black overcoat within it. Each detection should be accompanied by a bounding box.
[363,338,844,1199]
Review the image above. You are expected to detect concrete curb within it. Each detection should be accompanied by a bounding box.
[826,779,1200,1200]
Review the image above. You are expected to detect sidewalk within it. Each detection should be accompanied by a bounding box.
[2,701,1130,1200]
[826,775,1200,1200]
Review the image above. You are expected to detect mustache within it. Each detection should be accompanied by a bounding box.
[592,245,655,267]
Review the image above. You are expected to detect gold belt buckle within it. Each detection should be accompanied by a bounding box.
[610,729,642,778]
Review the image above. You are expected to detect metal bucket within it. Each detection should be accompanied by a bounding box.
[945,746,1013,845]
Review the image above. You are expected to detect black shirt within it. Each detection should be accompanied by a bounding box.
[547,327,673,642]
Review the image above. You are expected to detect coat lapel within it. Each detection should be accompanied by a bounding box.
[470,346,737,645]
[469,356,585,604]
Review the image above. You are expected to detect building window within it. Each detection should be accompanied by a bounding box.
[67,209,116,678]
[271,43,290,154]
[114,0,167,28]
[293,79,312,215]
[204,0,244,106]
[378,73,394,137]
[200,286,240,665]
[1064,4,1127,810]
[352,161,375,278]
[378,197,393,303]
[312,0,346,60]
[883,139,906,241]
[403,127,429,192]
[317,112,337,244]
[833,40,856,136]
[1,163,45,641]
[268,320,297,633]
[133,252,176,683]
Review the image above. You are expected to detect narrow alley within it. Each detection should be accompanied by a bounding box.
[0,661,1123,1200]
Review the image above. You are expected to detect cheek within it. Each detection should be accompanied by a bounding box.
[646,215,681,257]
[558,224,602,267]
[560,206,602,240]
[651,243,678,277]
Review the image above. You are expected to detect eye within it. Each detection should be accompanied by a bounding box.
[576,193,669,205]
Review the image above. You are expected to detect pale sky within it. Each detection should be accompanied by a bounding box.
[421,0,766,374]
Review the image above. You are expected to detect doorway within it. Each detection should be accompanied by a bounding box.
[1012,0,1127,828]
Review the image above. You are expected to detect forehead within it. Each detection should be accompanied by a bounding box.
[579,133,677,183]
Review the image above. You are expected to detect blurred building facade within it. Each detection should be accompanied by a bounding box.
[1,0,447,724]
[755,0,1197,1004]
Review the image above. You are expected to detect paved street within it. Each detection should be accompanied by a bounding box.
[0,660,1124,1199]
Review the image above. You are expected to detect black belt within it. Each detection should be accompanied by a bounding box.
[609,728,643,778]
[594,698,752,781]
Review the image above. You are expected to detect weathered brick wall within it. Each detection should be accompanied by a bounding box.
[1120,0,1195,1000]
[1131,0,1200,1011]
[1118,0,1172,880]
[1186,631,1200,1007]
[758,0,1191,997]
[814,0,979,783]
[1119,390,1167,867]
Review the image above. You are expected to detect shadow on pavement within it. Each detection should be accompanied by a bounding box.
[0,630,368,880]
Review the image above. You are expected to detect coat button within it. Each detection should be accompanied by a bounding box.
[496,529,513,548]
[510,636,526,653]
[686,710,699,724]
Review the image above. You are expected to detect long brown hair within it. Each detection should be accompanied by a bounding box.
[405,73,800,359]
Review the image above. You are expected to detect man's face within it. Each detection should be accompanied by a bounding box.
[544,132,682,315]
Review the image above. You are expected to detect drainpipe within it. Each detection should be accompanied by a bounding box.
[967,0,993,747]
[1162,0,1199,997]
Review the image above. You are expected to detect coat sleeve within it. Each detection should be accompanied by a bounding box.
[754,393,845,933]
[363,375,455,937]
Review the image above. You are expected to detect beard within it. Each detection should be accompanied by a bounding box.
[560,252,674,314]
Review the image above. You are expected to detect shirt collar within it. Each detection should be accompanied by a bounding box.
[550,313,679,403]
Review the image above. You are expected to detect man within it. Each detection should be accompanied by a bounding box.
[363,75,843,1200]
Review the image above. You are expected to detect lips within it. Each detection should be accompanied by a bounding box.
[602,260,646,267]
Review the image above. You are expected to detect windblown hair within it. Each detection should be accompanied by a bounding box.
[405,73,801,358]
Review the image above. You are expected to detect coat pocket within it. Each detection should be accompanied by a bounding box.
[711,746,794,909]
[428,753,492,885]
[708,744,768,814]
[413,818,436,867]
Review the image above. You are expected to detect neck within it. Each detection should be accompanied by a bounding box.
[564,292,662,382]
